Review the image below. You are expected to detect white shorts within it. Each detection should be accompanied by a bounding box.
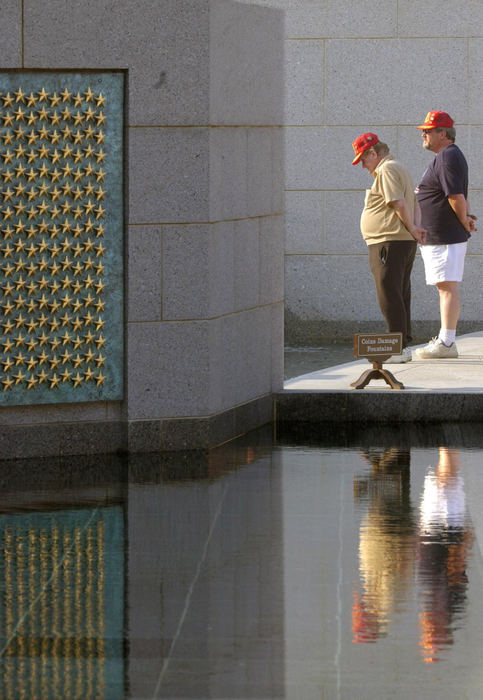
[419,242,467,285]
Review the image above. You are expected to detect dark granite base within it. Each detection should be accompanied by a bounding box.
[0,395,273,459]
[275,390,483,427]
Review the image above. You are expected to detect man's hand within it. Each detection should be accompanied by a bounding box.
[411,227,427,244]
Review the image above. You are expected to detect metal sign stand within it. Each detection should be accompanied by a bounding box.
[352,333,405,390]
[351,357,404,390]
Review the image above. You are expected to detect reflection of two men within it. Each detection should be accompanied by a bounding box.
[418,447,474,663]
[352,446,473,662]
[352,448,416,643]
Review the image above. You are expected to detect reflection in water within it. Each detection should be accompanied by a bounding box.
[352,446,474,665]
[418,447,474,664]
[352,448,416,643]
[0,430,482,698]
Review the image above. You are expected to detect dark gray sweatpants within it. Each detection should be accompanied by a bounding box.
[368,239,417,348]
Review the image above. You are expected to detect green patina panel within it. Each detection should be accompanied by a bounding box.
[0,72,123,404]
[0,506,124,699]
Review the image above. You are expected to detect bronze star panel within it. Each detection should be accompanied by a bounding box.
[0,72,123,405]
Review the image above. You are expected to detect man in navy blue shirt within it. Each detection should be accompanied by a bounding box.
[414,111,477,359]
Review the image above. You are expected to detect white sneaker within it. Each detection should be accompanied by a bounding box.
[415,337,458,359]
[385,346,412,364]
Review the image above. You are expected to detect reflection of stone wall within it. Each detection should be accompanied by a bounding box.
[0,0,284,456]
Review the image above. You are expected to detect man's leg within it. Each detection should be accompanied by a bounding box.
[436,280,460,331]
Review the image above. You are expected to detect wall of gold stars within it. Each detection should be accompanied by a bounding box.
[0,72,123,405]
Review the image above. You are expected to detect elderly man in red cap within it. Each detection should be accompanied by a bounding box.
[352,133,426,363]
[414,111,477,359]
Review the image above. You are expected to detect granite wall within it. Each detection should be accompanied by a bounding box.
[0,0,284,456]
[242,0,483,345]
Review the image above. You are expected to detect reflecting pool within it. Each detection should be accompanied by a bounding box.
[1,424,483,698]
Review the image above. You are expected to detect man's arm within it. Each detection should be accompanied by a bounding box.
[388,199,426,243]
[448,194,477,232]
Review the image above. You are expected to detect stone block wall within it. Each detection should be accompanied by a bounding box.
[244,0,483,345]
[0,0,284,456]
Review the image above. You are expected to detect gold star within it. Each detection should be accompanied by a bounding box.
[95,334,106,349]
[3,168,14,182]
[84,330,95,345]
[73,168,83,182]
[37,105,50,121]
[14,293,26,308]
[61,257,73,271]
[2,224,14,238]
[2,355,14,370]
[2,338,14,353]
[94,299,105,313]
[96,111,106,126]
[72,335,83,350]
[2,319,14,334]
[2,281,14,296]
[71,316,83,332]
[95,149,106,163]
[37,312,49,328]
[84,366,95,381]
[14,106,26,121]
[84,348,96,363]
[26,319,38,334]
[26,129,37,144]
[49,111,61,126]
[84,87,95,102]
[60,88,72,102]
[95,130,105,144]
[73,129,83,144]
[37,335,50,350]
[27,357,37,372]
[49,337,61,352]
[14,143,27,158]
[37,163,50,179]
[14,332,26,348]
[14,313,26,329]
[13,124,26,139]
[13,369,26,385]
[73,111,84,126]
[84,125,95,139]
[50,356,60,370]
[14,87,26,103]
[2,92,14,107]
[26,374,38,390]
[2,300,14,315]
[49,299,61,313]
[50,206,61,220]
[95,353,106,367]
[38,125,50,140]
[14,351,26,366]
[49,373,60,388]
[60,349,72,364]
[2,205,14,220]
[2,131,14,145]
[49,130,61,144]
[61,124,73,141]
[14,275,26,289]
[50,92,61,107]
[3,113,14,127]
[61,219,72,234]
[26,300,37,314]
[37,87,49,102]
[84,200,96,215]
[38,257,49,272]
[60,368,72,382]
[60,311,72,326]
[72,299,83,313]
[37,349,49,365]
[37,368,49,384]
[72,372,83,387]
[2,148,14,164]
[26,111,37,126]
[72,242,84,258]
[49,279,61,294]
[3,263,14,277]
[50,168,62,183]
[2,376,14,391]
[26,339,38,354]
[95,371,106,386]
[61,330,72,346]
[96,92,106,107]
[73,353,84,368]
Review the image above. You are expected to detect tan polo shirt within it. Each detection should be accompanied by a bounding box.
[360,155,416,245]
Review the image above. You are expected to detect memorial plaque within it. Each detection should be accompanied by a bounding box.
[354,333,403,358]
[0,72,123,404]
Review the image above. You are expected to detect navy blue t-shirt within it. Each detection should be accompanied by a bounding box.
[416,143,469,245]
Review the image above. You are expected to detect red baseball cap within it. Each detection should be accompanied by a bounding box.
[352,132,379,165]
[416,111,454,130]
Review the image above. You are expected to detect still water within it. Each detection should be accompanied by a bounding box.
[1,425,483,699]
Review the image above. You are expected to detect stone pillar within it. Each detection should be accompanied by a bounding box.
[0,0,284,456]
